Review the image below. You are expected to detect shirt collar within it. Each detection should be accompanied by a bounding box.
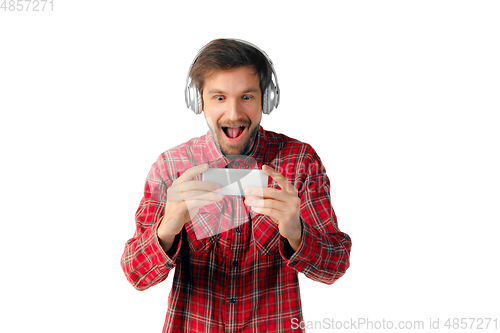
[203,125,267,169]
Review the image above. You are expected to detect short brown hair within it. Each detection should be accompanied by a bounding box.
[189,39,273,101]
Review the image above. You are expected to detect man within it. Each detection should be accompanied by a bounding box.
[121,39,351,333]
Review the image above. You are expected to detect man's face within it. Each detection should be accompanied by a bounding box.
[202,66,262,156]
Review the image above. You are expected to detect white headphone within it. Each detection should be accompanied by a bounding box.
[184,38,280,115]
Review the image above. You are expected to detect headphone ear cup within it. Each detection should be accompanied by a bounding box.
[263,82,277,115]
[186,83,203,114]
[195,89,202,114]
[186,83,195,114]
[262,88,269,115]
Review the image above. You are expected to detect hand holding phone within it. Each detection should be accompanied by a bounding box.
[157,164,224,250]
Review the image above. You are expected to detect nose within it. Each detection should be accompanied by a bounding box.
[226,97,244,122]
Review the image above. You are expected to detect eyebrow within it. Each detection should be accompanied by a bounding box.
[206,88,260,95]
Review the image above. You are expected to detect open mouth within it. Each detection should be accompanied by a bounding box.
[222,126,246,140]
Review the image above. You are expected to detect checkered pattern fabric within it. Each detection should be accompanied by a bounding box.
[121,126,351,333]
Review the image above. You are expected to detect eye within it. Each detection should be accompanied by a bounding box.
[242,95,251,101]
[215,96,225,101]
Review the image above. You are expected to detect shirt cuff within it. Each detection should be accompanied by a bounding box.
[150,218,182,269]
[279,218,314,272]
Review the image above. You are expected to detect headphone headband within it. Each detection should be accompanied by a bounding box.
[185,38,280,115]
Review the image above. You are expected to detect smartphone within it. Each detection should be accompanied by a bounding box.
[202,168,268,196]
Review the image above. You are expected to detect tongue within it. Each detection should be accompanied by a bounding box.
[227,127,243,138]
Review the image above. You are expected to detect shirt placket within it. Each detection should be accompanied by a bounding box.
[225,159,251,332]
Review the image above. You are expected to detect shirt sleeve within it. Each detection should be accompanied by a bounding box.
[278,146,352,285]
[120,159,182,291]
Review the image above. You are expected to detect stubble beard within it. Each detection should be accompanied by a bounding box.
[211,121,260,156]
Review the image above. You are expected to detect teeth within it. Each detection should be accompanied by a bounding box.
[222,126,245,130]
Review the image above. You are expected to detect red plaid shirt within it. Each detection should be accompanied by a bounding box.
[121,126,351,333]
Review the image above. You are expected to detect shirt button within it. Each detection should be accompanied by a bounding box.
[234,161,240,166]
[229,298,236,304]
[236,227,242,233]
[232,261,238,267]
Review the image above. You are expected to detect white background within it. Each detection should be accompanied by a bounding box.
[1,1,499,332]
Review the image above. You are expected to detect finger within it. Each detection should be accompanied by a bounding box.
[261,165,295,193]
[185,197,224,213]
[258,188,287,201]
[244,188,287,202]
[186,196,224,207]
[249,206,281,222]
[182,190,223,202]
[178,163,209,183]
[245,197,287,213]
[244,186,265,198]
[168,189,222,203]
[176,180,221,193]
